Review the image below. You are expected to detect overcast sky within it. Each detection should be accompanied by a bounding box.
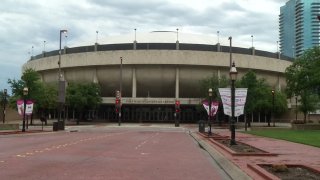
[0,0,288,93]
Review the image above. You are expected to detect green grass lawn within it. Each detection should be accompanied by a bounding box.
[245,129,320,148]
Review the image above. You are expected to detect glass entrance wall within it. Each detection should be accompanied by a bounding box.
[98,105,207,123]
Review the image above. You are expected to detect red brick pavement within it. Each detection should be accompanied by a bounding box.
[204,129,320,179]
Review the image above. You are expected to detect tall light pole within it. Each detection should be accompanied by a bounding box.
[119,57,123,126]
[229,62,238,145]
[208,88,213,136]
[22,87,28,132]
[251,35,253,48]
[217,31,220,44]
[228,37,232,68]
[2,89,7,124]
[272,89,275,127]
[176,28,179,41]
[295,96,298,121]
[58,30,67,81]
[43,41,46,52]
[96,30,99,44]
[58,29,67,128]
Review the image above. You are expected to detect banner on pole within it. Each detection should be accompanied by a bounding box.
[202,100,219,117]
[218,88,247,117]
[17,100,34,116]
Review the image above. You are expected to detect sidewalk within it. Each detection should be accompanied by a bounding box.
[191,128,320,179]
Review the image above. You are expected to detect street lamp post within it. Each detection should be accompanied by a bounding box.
[119,57,123,126]
[251,35,253,48]
[58,29,67,129]
[2,89,7,124]
[229,62,238,145]
[22,87,28,132]
[228,36,232,68]
[295,96,298,121]
[272,89,275,127]
[208,88,213,136]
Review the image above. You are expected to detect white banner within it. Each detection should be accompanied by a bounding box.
[219,88,247,117]
[17,100,34,116]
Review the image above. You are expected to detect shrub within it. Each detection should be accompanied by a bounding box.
[291,120,305,124]
[272,164,288,172]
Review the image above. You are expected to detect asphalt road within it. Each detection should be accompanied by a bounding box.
[0,125,231,180]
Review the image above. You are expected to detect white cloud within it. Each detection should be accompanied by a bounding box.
[0,0,286,92]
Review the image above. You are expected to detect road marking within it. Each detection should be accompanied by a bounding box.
[16,154,26,157]
[0,160,5,163]
[26,152,33,155]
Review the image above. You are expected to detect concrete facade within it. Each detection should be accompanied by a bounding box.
[23,48,292,104]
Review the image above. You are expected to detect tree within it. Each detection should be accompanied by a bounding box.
[299,90,319,122]
[285,47,320,122]
[199,74,229,123]
[7,68,57,124]
[36,83,57,124]
[239,70,287,126]
[66,82,102,124]
[200,74,229,99]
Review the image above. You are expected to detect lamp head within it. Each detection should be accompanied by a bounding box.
[229,62,238,81]
[208,88,213,97]
[60,29,68,34]
[271,89,275,94]
[23,87,29,96]
[4,89,7,95]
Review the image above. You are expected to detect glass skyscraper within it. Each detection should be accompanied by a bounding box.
[279,0,320,58]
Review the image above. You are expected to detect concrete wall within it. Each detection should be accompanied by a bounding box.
[23,50,292,100]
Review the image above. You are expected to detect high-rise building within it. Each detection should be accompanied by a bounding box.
[279,0,320,58]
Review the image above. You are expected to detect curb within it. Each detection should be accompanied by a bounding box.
[190,132,252,180]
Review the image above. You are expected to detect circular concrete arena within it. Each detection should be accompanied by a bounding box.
[23,32,292,123]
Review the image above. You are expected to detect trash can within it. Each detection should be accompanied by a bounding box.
[53,122,58,131]
[198,120,205,133]
[58,121,65,130]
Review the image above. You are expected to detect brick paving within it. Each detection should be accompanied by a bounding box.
[197,129,320,179]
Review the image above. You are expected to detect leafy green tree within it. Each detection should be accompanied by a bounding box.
[199,74,229,123]
[36,83,57,124]
[7,68,57,124]
[200,74,229,99]
[285,47,320,122]
[299,90,319,122]
[66,82,102,124]
[238,71,261,122]
[239,70,287,126]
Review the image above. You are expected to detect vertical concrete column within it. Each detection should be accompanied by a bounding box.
[176,41,179,50]
[251,47,255,55]
[94,43,98,51]
[40,73,44,82]
[132,67,137,98]
[217,69,221,80]
[133,40,137,50]
[93,68,99,84]
[175,67,179,98]
[60,70,66,81]
[277,74,281,91]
